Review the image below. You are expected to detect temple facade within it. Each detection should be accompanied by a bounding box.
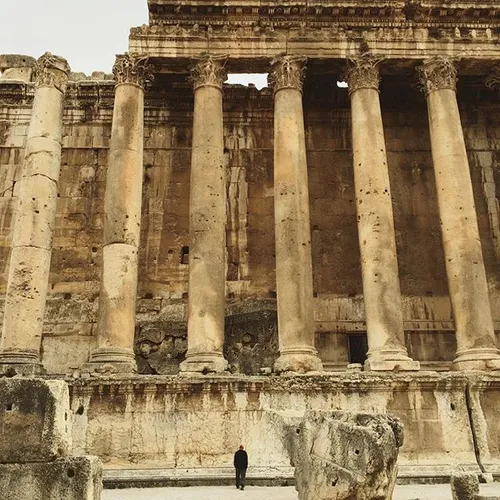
[1,0,500,482]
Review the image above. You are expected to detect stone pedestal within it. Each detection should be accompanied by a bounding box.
[269,55,322,374]
[418,59,500,372]
[87,55,152,374]
[180,55,229,374]
[346,55,419,372]
[0,53,70,376]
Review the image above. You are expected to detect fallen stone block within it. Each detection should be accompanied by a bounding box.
[293,410,403,500]
[451,472,479,500]
[0,456,102,500]
[0,378,71,463]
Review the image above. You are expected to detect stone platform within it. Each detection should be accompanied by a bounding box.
[67,372,500,484]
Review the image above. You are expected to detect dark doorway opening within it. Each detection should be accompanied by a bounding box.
[348,334,368,364]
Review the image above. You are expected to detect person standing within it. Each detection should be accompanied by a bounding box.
[234,445,248,490]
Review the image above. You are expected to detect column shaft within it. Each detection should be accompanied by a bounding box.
[87,55,151,373]
[419,59,500,371]
[346,56,419,371]
[180,56,229,373]
[270,55,322,373]
[0,53,70,375]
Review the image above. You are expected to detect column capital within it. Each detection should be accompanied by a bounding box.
[113,54,153,89]
[190,55,227,91]
[344,53,382,95]
[33,52,70,93]
[416,58,458,95]
[268,55,307,95]
[485,66,500,89]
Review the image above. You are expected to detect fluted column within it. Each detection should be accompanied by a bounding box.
[87,54,152,373]
[345,55,419,371]
[269,55,322,373]
[418,58,500,371]
[179,55,229,374]
[0,52,70,375]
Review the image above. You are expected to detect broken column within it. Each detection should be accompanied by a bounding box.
[293,410,403,500]
[345,54,419,372]
[87,54,152,373]
[180,55,229,373]
[0,52,70,375]
[0,378,102,500]
[269,55,322,374]
[418,58,500,371]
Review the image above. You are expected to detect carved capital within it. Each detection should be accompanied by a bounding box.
[190,55,227,91]
[113,54,153,89]
[417,58,458,95]
[485,66,500,89]
[344,53,382,95]
[268,55,307,94]
[33,52,70,93]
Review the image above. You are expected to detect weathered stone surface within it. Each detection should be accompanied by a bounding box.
[292,410,403,500]
[451,471,479,500]
[0,378,71,463]
[0,456,102,500]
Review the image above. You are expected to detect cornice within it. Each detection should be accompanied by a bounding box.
[145,0,500,27]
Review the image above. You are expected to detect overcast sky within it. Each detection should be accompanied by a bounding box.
[1,0,149,74]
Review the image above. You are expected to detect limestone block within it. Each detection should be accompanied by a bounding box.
[0,378,71,463]
[293,410,403,500]
[0,456,102,500]
[451,472,479,500]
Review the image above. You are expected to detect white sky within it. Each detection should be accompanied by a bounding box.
[0,0,269,88]
[1,0,149,74]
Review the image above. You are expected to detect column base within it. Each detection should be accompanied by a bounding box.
[0,349,45,376]
[84,347,137,375]
[365,350,420,372]
[274,348,323,374]
[452,347,500,372]
[179,352,228,374]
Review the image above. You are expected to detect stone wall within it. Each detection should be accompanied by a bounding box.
[0,76,500,374]
[69,373,496,478]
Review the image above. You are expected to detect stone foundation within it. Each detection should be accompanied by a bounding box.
[68,372,500,479]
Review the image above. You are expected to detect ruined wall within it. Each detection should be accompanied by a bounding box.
[69,373,486,477]
[0,76,500,374]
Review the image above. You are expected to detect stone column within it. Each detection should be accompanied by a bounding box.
[418,58,500,371]
[345,55,419,371]
[87,54,152,373]
[269,55,322,373]
[0,53,70,375]
[179,55,229,374]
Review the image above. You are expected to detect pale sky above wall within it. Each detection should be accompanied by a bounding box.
[1,0,268,88]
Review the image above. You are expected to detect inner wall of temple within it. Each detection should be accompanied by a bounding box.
[1,75,499,375]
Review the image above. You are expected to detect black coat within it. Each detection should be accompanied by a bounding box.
[234,449,248,469]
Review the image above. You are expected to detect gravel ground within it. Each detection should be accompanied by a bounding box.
[103,483,500,500]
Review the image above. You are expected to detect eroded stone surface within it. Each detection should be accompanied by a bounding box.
[292,410,403,500]
[450,472,479,500]
[0,456,103,500]
[0,378,71,463]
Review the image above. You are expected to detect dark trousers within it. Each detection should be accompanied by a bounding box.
[235,468,246,488]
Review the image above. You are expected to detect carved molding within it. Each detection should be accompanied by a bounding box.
[189,55,228,90]
[485,66,500,89]
[33,52,70,93]
[344,53,382,95]
[113,54,154,89]
[268,55,307,94]
[416,58,458,95]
